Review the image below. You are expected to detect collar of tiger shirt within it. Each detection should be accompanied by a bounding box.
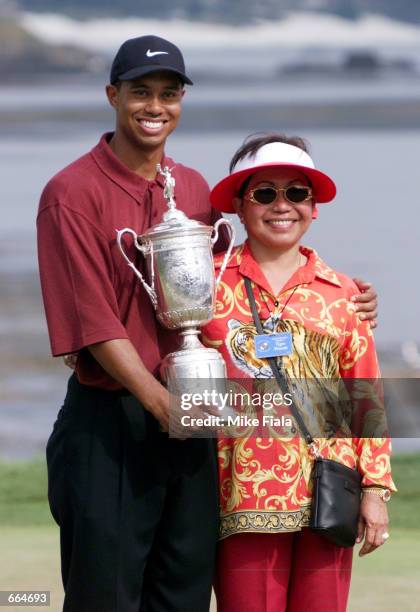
[215,240,342,297]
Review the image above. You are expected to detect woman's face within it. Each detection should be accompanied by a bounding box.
[236,167,314,253]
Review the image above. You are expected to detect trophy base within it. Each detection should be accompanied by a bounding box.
[160,329,227,381]
[160,328,228,410]
[160,344,227,411]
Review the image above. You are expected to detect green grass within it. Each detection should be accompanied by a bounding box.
[350,528,420,611]
[0,527,418,612]
[0,458,53,527]
[0,454,419,611]
[1,452,419,528]
[386,453,420,529]
[0,526,64,612]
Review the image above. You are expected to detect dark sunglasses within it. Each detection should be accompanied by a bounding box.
[247,185,313,205]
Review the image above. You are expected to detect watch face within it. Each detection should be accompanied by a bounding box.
[383,489,391,502]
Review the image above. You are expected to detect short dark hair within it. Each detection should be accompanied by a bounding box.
[230,133,311,198]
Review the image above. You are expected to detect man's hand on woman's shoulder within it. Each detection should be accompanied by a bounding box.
[351,278,378,329]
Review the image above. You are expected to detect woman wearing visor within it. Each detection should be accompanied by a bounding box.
[202,134,396,612]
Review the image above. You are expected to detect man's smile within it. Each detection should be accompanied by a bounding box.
[135,118,166,131]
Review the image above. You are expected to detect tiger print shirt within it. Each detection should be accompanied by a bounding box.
[202,241,396,540]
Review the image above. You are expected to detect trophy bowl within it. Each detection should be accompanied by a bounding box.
[116,164,235,383]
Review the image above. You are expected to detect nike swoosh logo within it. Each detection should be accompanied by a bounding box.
[146,50,169,57]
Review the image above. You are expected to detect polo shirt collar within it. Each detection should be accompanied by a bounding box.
[218,240,342,295]
[90,132,171,203]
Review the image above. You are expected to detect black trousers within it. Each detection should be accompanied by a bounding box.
[47,375,219,612]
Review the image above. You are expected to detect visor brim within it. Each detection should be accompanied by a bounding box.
[210,162,336,213]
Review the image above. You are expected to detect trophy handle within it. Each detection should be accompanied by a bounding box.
[211,218,236,287]
[116,228,158,308]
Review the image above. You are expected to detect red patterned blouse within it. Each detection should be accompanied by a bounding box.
[202,241,396,540]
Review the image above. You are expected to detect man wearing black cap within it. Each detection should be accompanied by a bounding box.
[37,35,222,612]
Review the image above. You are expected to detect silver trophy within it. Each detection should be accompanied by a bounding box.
[116,164,235,385]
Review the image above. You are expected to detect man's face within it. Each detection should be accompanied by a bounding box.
[106,71,184,151]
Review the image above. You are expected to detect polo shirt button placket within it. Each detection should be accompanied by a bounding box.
[147,181,159,221]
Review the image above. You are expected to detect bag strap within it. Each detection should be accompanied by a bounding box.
[244,276,314,446]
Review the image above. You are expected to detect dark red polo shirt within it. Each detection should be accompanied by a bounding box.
[37,132,224,389]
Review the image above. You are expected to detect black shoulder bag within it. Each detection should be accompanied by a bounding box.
[244,277,361,548]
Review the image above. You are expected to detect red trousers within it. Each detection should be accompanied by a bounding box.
[214,529,353,612]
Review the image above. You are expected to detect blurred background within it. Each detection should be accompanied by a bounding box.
[1,2,420,610]
[1,0,420,460]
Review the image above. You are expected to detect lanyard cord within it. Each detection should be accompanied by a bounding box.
[244,276,314,446]
[258,284,299,322]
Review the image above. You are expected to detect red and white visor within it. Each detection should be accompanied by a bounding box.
[210,142,336,213]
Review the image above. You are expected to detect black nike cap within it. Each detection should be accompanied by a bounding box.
[110,35,193,85]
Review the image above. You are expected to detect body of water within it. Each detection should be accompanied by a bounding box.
[1,120,419,346]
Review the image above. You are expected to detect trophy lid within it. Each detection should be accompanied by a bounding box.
[143,207,208,236]
[140,206,213,243]
[139,164,212,242]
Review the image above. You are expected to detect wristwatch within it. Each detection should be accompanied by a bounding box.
[362,487,391,502]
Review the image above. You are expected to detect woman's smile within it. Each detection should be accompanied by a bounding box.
[264,218,298,230]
